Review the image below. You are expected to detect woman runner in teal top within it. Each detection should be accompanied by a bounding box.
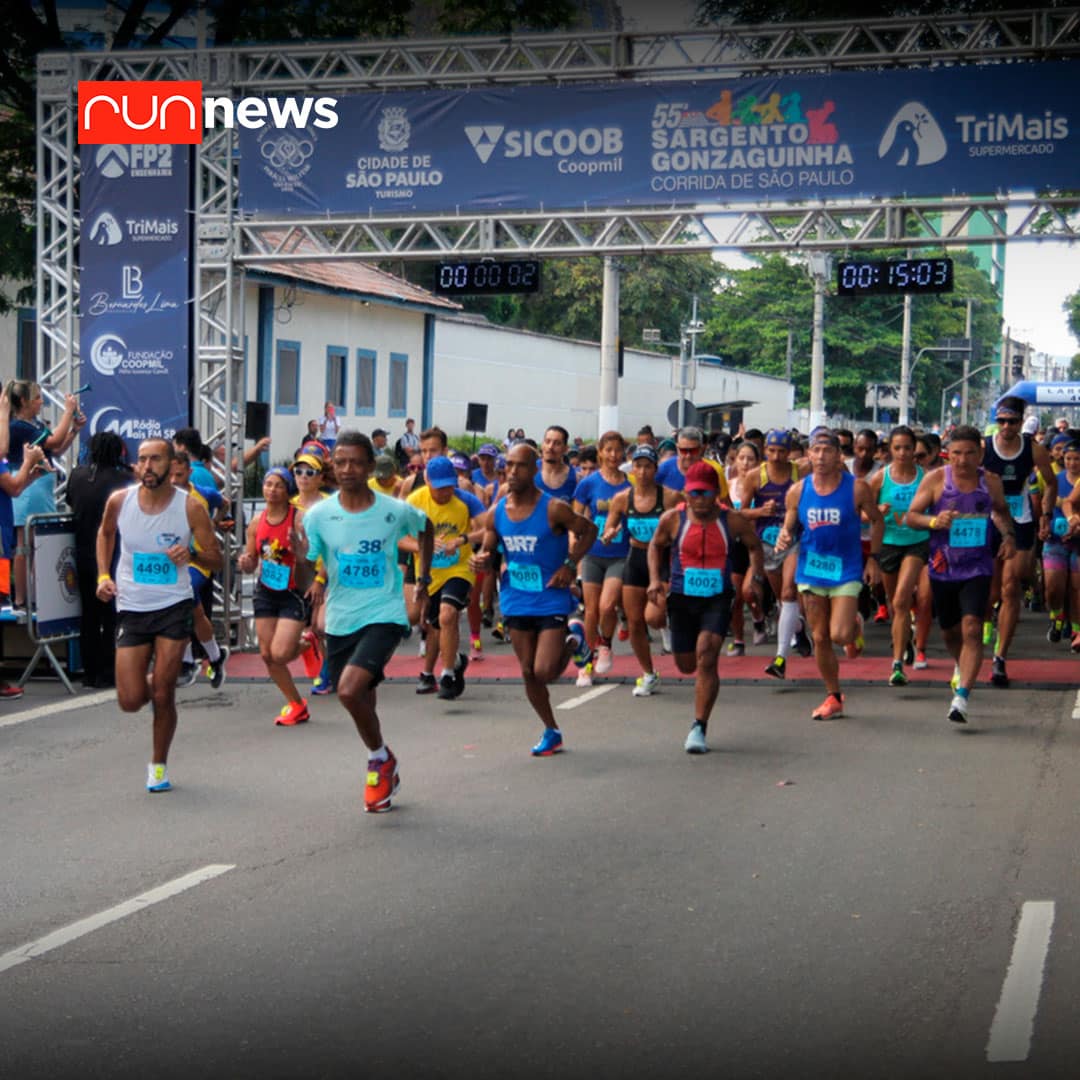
[870,426,932,686]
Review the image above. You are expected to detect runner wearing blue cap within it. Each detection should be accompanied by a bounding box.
[404,455,485,700]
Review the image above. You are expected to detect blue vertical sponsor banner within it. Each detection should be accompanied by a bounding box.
[79,143,191,460]
[236,61,1079,214]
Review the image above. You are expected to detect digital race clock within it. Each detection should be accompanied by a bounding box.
[433,259,542,296]
[836,258,954,296]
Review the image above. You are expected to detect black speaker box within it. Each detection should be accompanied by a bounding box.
[245,401,270,441]
[465,402,488,432]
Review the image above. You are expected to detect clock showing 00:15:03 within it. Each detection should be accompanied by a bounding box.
[836,258,954,297]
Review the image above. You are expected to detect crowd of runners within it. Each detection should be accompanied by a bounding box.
[91,398,1080,811]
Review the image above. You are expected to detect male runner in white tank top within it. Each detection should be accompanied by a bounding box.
[96,438,222,793]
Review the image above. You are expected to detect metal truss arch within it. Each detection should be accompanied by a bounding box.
[230,196,1080,263]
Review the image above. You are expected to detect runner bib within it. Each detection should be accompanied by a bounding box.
[949,517,987,548]
[761,525,780,547]
[338,551,385,589]
[507,561,543,592]
[259,560,290,591]
[1005,493,1027,519]
[627,516,659,543]
[594,513,623,543]
[132,552,177,586]
[683,567,725,597]
[432,547,458,569]
[804,551,842,582]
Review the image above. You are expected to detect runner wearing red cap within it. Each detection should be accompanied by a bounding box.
[648,460,764,754]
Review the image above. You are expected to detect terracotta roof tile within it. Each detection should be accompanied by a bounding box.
[249,233,460,311]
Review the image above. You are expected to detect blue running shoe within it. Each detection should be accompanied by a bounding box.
[566,617,592,669]
[531,728,564,756]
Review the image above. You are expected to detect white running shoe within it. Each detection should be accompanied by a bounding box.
[594,645,613,675]
[632,672,660,697]
[660,627,673,654]
[684,722,708,754]
[146,763,171,793]
[948,693,969,724]
[575,663,593,688]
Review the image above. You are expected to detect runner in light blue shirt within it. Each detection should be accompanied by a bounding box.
[302,431,433,815]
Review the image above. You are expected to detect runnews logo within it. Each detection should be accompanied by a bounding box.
[78,81,339,145]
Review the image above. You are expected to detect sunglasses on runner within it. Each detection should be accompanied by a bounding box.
[292,466,319,477]
[685,487,715,497]
[995,416,1021,425]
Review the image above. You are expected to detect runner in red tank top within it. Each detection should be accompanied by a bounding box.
[237,467,314,727]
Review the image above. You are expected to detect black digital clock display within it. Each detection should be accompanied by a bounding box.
[434,259,542,296]
[836,258,954,296]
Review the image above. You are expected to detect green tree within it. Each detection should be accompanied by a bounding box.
[701,251,1000,423]
[405,252,720,345]
[1066,287,1080,345]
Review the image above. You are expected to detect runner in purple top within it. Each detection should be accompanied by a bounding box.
[905,426,1015,726]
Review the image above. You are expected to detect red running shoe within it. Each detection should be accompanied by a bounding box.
[275,699,310,726]
[873,603,889,624]
[365,749,400,813]
[811,694,845,721]
[300,630,322,678]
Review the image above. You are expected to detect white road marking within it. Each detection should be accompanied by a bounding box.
[0,690,114,730]
[1071,689,1080,720]
[986,900,1056,1062]
[557,683,617,710]
[0,864,235,975]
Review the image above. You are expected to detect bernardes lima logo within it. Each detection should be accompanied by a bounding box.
[78,81,339,145]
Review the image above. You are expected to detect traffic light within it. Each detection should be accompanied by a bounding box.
[1011,354,1025,379]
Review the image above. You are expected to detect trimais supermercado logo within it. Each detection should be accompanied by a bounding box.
[78,81,339,145]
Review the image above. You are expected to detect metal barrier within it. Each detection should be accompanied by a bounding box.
[19,512,80,695]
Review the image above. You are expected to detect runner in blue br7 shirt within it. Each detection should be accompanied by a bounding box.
[302,431,434,814]
[471,442,597,758]
[774,430,884,723]
[647,461,764,755]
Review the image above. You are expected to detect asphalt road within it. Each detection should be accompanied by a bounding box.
[2,671,1079,1079]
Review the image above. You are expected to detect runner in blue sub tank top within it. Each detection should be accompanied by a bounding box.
[471,443,597,757]
[648,461,764,755]
[599,444,668,698]
[868,425,932,688]
[571,431,631,687]
[905,425,1014,726]
[774,430,884,722]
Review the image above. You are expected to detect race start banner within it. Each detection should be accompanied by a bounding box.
[79,143,191,459]
[237,61,1078,215]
